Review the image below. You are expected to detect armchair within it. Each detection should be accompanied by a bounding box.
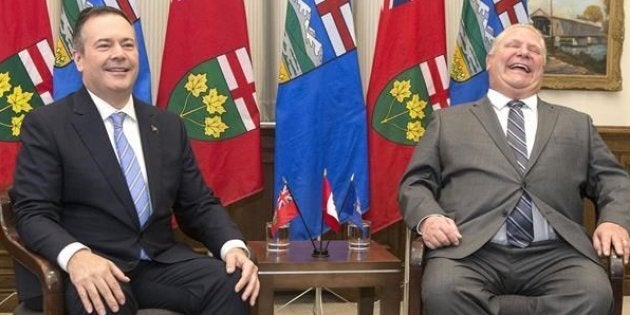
[403,229,625,315]
[0,194,181,315]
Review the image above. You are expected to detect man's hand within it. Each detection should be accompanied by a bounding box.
[420,216,462,249]
[225,247,259,306]
[593,222,630,264]
[67,250,129,315]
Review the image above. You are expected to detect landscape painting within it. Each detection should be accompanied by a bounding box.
[528,0,623,90]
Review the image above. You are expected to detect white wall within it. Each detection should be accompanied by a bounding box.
[46,0,629,125]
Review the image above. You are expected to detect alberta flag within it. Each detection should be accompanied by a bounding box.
[275,0,369,240]
[53,0,151,103]
[0,1,53,190]
[157,0,262,205]
[339,174,364,233]
[365,0,449,232]
[450,0,529,105]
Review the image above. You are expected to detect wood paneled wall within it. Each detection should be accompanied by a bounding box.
[2,126,630,311]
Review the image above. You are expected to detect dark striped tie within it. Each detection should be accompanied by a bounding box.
[505,100,534,247]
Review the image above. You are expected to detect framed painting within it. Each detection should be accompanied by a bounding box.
[529,0,624,91]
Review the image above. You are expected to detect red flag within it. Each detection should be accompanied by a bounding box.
[0,1,53,191]
[365,0,449,232]
[156,0,262,205]
[322,170,340,233]
[270,183,299,235]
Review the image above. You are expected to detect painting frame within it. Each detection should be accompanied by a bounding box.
[537,0,624,91]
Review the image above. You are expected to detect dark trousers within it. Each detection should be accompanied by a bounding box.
[421,240,612,315]
[61,256,249,315]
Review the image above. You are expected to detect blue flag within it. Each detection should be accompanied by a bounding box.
[53,0,151,103]
[274,0,369,240]
[449,0,529,105]
[339,175,365,235]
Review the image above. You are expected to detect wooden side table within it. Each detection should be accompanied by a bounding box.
[250,240,402,315]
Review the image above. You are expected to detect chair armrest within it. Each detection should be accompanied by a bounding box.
[609,253,624,280]
[1,195,64,315]
[608,253,624,315]
[407,231,425,315]
[410,235,425,267]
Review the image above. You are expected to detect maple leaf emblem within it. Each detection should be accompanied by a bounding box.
[204,116,229,138]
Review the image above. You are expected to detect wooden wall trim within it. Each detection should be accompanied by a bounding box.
[597,126,630,172]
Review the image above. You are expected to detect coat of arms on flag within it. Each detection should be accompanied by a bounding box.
[54,0,152,102]
[0,0,53,189]
[449,0,529,105]
[371,55,449,145]
[164,47,258,141]
[279,0,323,82]
[0,40,53,143]
[449,0,495,87]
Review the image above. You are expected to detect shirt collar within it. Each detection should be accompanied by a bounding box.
[88,89,136,122]
[487,89,538,111]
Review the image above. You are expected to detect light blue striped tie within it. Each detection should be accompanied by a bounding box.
[111,112,151,228]
[505,100,534,248]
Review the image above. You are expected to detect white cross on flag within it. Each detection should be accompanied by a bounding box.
[217,47,257,132]
[19,39,54,105]
[315,0,357,56]
[419,55,450,110]
[494,0,529,29]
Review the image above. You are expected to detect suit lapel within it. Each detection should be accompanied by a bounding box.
[526,99,558,175]
[135,99,161,226]
[70,88,138,227]
[469,97,522,173]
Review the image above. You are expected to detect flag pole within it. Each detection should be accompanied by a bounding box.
[313,169,329,258]
[282,177,318,252]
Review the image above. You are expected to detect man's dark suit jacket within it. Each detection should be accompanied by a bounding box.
[10,87,244,301]
[399,97,630,264]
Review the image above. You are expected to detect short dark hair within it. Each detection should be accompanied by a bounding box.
[72,6,132,53]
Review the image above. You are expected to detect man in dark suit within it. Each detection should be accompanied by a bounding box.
[10,6,258,315]
[399,24,630,314]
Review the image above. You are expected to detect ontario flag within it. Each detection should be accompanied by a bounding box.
[270,182,299,236]
[275,0,369,240]
[450,0,529,105]
[0,1,53,191]
[157,0,262,205]
[53,0,151,103]
[365,0,449,232]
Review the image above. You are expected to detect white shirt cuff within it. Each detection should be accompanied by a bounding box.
[220,239,249,261]
[57,242,90,272]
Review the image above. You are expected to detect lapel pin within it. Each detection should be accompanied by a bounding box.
[151,125,158,133]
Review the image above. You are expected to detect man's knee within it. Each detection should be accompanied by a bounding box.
[543,265,613,315]
[421,260,469,308]
[194,263,249,315]
[580,274,613,313]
